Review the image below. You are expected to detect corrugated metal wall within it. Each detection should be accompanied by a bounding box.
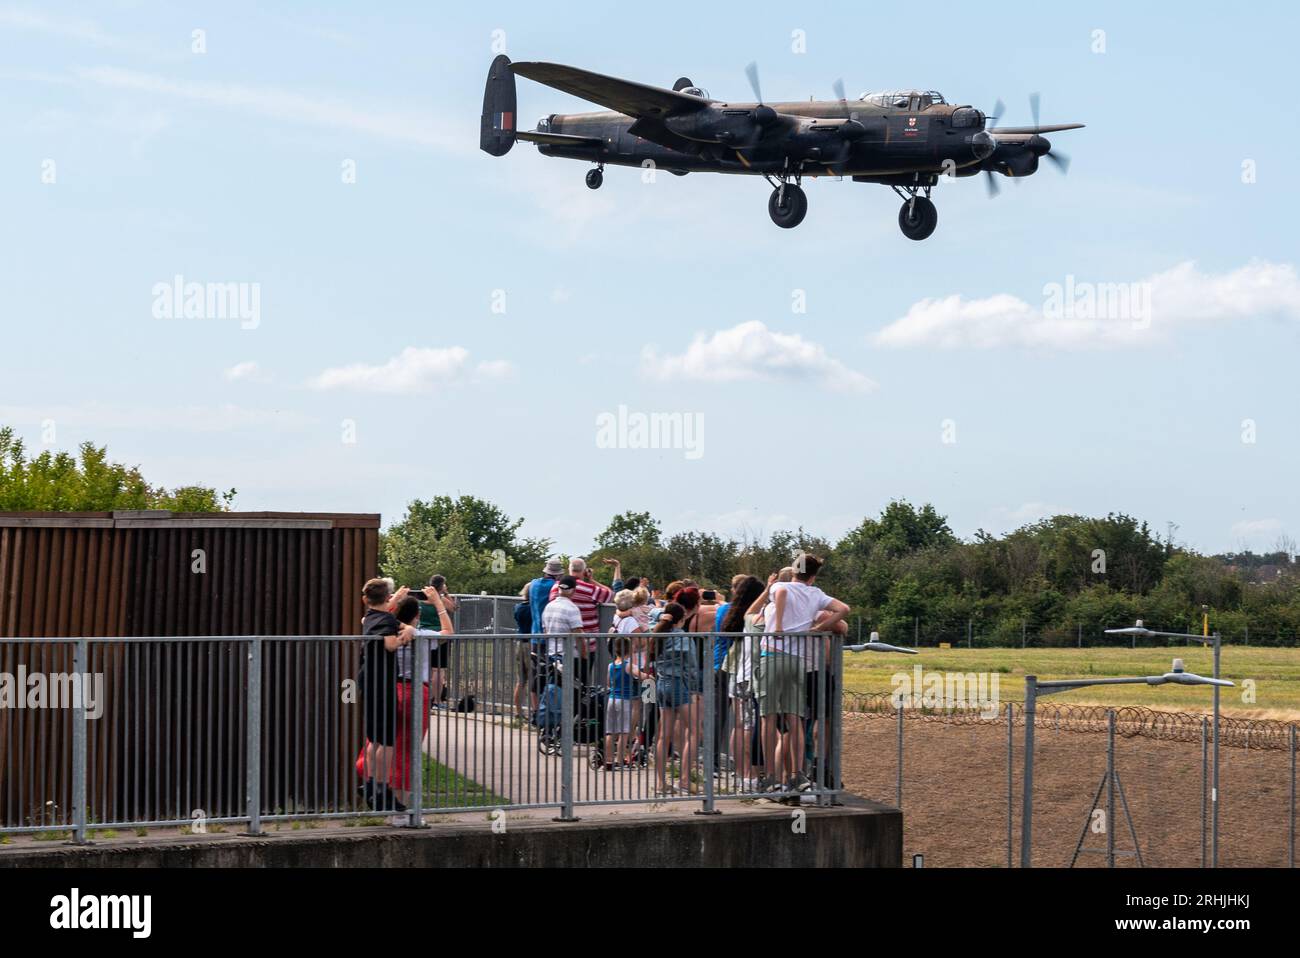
[0,512,380,828]
[0,511,378,637]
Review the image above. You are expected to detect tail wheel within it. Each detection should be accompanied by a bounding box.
[768,184,808,228]
[898,196,938,241]
[585,168,604,190]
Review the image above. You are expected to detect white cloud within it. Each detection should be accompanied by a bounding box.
[642,320,876,393]
[72,66,466,152]
[223,361,264,382]
[873,260,1300,350]
[309,347,513,395]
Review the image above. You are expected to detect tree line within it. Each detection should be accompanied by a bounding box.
[379,496,1300,647]
[0,427,235,512]
[4,426,1295,645]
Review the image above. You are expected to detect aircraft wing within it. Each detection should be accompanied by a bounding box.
[992,123,1085,135]
[516,130,603,147]
[511,61,711,119]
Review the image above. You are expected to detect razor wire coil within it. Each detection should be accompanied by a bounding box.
[842,691,1297,750]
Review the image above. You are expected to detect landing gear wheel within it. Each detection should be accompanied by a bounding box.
[585,168,604,190]
[768,184,808,228]
[898,196,938,241]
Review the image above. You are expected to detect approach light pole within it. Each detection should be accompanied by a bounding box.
[1020,658,1231,868]
[846,632,919,810]
[1105,619,1224,866]
[845,631,921,655]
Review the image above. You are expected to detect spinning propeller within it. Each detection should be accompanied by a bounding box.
[983,93,1072,197]
[744,61,778,129]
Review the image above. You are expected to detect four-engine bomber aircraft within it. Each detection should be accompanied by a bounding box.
[480,55,1083,240]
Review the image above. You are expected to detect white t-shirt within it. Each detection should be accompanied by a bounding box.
[612,614,640,636]
[542,595,585,657]
[396,628,441,681]
[761,581,833,668]
[727,613,763,688]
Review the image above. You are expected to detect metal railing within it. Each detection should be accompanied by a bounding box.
[0,628,846,840]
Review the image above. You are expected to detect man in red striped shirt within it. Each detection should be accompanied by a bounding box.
[549,557,612,686]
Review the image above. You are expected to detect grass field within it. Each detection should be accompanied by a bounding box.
[841,645,1300,719]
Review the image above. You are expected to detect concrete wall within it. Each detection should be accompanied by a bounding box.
[0,797,900,869]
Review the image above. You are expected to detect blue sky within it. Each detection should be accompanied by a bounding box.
[2,1,1297,556]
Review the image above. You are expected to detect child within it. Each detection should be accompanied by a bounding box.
[603,637,642,770]
[359,578,414,812]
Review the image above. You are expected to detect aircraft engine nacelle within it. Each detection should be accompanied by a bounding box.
[981,145,1039,178]
[665,105,779,145]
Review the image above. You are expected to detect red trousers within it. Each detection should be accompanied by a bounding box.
[354,682,430,791]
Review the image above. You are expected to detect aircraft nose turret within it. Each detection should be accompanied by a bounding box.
[972,129,997,160]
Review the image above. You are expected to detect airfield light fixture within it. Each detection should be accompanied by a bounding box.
[846,630,920,655]
[1103,618,1225,866]
[1020,652,1232,868]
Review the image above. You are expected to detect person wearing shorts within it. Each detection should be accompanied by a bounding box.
[651,602,700,795]
[721,574,767,791]
[359,578,413,812]
[419,576,455,708]
[512,595,535,720]
[761,555,849,794]
[603,637,643,769]
[756,650,804,717]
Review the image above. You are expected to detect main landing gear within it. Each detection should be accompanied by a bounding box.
[586,165,604,190]
[894,185,938,241]
[765,171,807,229]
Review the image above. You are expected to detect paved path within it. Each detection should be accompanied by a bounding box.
[422,706,718,810]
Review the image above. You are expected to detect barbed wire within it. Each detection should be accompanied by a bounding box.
[842,692,1297,751]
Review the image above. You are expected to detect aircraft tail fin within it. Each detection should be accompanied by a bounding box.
[480,54,517,156]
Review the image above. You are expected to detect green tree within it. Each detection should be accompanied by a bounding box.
[0,426,232,512]
[593,511,662,551]
[380,513,489,593]
[405,495,524,553]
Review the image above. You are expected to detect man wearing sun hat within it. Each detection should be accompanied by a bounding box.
[524,557,565,701]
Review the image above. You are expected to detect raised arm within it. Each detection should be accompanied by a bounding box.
[771,587,787,633]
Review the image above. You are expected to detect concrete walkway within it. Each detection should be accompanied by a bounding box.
[422,706,722,810]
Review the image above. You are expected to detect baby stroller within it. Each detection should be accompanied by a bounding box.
[534,653,607,755]
[574,682,606,747]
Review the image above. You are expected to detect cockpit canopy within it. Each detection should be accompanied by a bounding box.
[680,86,710,99]
[858,89,946,110]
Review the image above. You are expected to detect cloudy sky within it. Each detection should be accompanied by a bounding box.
[2,1,1297,555]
